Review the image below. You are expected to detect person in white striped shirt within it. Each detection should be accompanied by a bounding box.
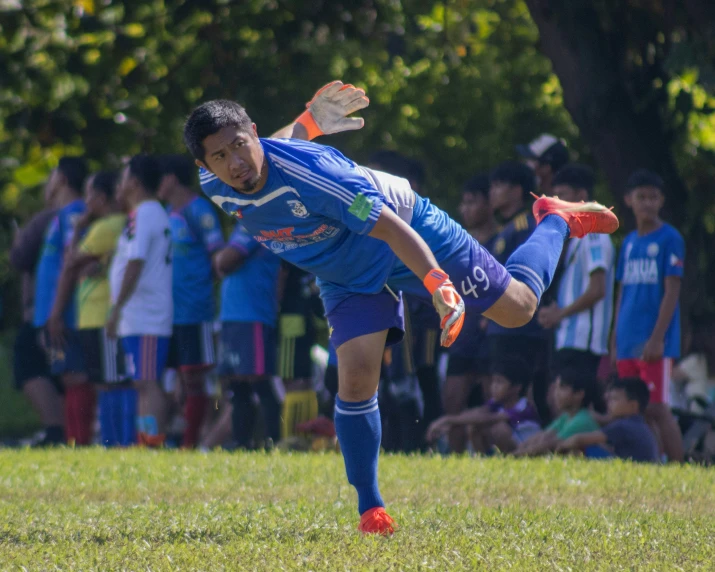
[538,165,615,379]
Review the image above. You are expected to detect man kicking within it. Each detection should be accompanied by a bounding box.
[183,82,618,534]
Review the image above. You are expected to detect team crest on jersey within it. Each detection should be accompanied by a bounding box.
[493,237,506,256]
[287,200,309,218]
[201,213,215,229]
[647,243,659,257]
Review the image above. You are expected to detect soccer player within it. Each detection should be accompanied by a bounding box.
[108,155,173,447]
[215,224,282,448]
[49,171,132,446]
[35,157,89,445]
[158,154,224,448]
[537,165,615,381]
[183,81,618,534]
[611,169,685,462]
[10,197,63,446]
[443,174,500,453]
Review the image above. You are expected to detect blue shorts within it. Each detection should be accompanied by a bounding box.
[218,321,276,377]
[121,335,170,382]
[325,234,511,350]
[40,327,87,377]
[168,322,216,371]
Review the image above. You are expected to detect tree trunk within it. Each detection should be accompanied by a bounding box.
[524,0,688,229]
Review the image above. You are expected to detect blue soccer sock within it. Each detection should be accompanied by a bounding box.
[334,393,384,515]
[505,214,569,303]
[99,391,120,447]
[120,388,138,446]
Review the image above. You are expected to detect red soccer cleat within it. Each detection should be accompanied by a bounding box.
[358,507,397,536]
[531,193,619,238]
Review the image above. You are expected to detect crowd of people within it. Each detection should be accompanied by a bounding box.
[8,129,714,464]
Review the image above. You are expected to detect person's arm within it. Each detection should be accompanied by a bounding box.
[106,260,144,338]
[270,81,369,140]
[642,276,681,362]
[610,283,623,366]
[214,245,248,277]
[514,430,559,457]
[555,430,607,454]
[9,210,56,272]
[539,270,606,329]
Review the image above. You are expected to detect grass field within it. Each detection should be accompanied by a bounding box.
[1,449,714,570]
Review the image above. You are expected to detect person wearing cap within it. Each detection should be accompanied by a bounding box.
[516,134,570,196]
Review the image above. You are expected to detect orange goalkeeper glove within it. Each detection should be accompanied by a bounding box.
[423,269,465,347]
[296,81,369,140]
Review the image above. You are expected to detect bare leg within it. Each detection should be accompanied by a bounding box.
[482,280,538,328]
[443,374,472,453]
[23,377,64,428]
[200,399,233,450]
[646,403,683,462]
[489,421,518,454]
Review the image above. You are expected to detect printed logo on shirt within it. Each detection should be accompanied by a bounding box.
[623,258,658,285]
[287,200,309,218]
[255,224,340,253]
[348,193,373,221]
[669,253,684,268]
[647,243,659,257]
[201,213,216,229]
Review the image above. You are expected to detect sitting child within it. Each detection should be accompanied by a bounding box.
[427,358,540,454]
[514,368,600,456]
[556,377,660,462]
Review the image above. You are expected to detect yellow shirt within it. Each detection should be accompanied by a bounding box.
[76,214,126,329]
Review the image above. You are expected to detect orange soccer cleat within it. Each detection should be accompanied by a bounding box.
[358,507,397,536]
[531,193,619,238]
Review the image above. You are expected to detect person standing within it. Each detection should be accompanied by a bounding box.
[108,155,173,447]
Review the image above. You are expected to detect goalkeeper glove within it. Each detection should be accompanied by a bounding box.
[424,269,465,347]
[296,81,369,140]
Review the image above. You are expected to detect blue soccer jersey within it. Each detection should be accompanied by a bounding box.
[201,138,474,312]
[220,225,281,325]
[169,196,224,324]
[33,199,86,328]
[616,223,685,359]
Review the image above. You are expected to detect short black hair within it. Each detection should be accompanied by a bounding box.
[57,156,88,193]
[491,356,532,391]
[490,161,536,198]
[159,154,196,188]
[626,169,664,194]
[557,368,596,408]
[462,173,490,199]
[552,164,595,199]
[610,377,651,413]
[127,154,162,194]
[91,171,118,200]
[184,100,253,162]
[368,150,425,188]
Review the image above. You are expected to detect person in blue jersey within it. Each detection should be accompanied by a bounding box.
[486,162,555,423]
[537,165,615,382]
[158,154,224,449]
[35,156,92,445]
[611,169,685,462]
[443,174,501,453]
[183,81,618,534]
[215,224,282,448]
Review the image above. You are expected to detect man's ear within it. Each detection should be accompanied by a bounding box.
[195,159,211,173]
[252,123,259,138]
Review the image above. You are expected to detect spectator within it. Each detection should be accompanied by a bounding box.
[514,368,600,456]
[672,314,715,412]
[487,162,552,422]
[34,157,90,445]
[50,171,131,446]
[158,154,224,448]
[557,377,660,462]
[426,358,541,454]
[611,169,685,462]
[215,224,282,448]
[9,192,63,446]
[516,133,570,196]
[443,174,500,453]
[108,155,173,447]
[538,164,615,380]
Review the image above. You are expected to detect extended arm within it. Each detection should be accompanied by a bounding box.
[556,430,607,454]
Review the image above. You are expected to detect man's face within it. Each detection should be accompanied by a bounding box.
[490,374,513,403]
[83,176,105,217]
[45,168,61,205]
[626,185,663,224]
[199,125,264,193]
[156,174,174,203]
[606,388,639,418]
[552,184,588,203]
[459,192,489,229]
[489,181,520,212]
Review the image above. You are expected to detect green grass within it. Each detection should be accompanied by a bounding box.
[1,450,713,570]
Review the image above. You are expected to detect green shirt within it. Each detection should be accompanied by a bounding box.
[547,409,600,440]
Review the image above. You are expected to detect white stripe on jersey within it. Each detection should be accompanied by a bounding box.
[556,235,615,355]
[210,185,299,210]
